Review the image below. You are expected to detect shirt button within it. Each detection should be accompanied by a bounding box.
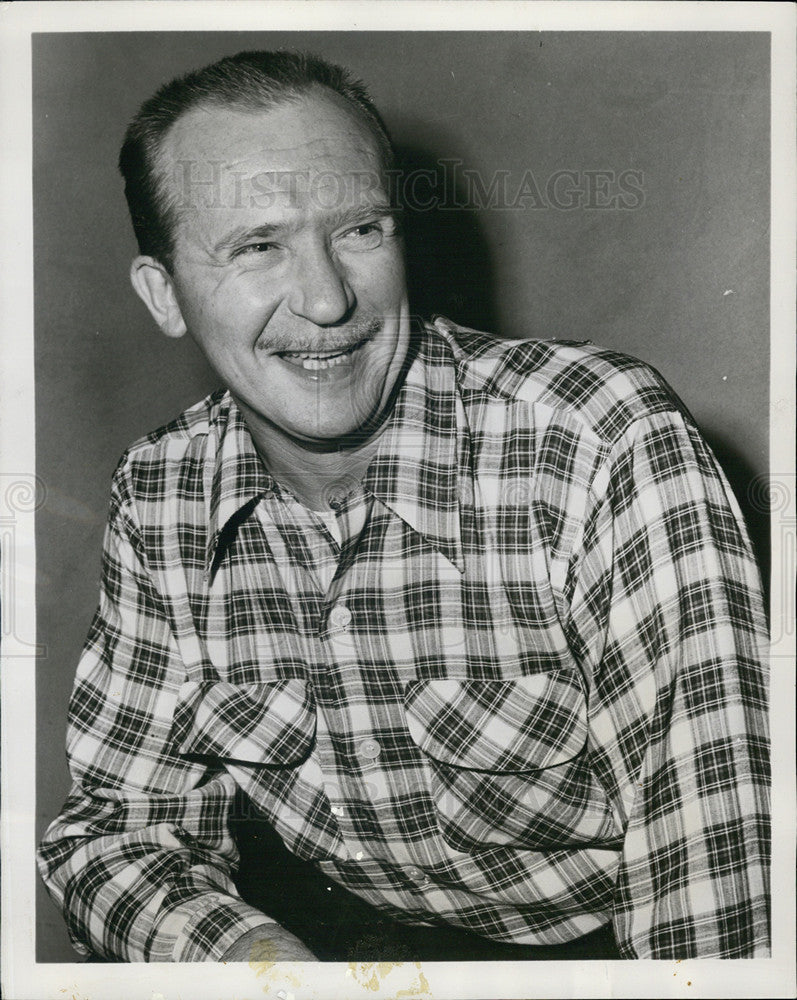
[329,604,352,629]
[405,865,430,886]
[330,805,345,817]
[357,738,381,761]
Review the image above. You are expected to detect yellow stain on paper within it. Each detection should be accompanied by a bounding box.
[247,938,301,993]
[249,935,278,976]
[347,962,431,997]
[397,965,431,999]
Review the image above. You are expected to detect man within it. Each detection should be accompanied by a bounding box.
[38,49,770,963]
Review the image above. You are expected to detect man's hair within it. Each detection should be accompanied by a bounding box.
[118,49,395,272]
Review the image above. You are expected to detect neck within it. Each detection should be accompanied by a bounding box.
[236,405,386,511]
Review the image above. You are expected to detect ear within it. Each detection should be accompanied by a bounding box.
[129,256,187,339]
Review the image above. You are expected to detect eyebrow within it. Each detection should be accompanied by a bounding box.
[213,202,396,255]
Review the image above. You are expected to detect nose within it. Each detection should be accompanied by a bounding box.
[287,243,355,326]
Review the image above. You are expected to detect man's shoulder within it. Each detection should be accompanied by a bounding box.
[431,317,692,445]
[112,388,228,493]
[123,387,227,456]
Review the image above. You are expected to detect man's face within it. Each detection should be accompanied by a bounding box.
[157,89,409,448]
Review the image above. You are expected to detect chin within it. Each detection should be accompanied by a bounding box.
[295,402,379,438]
[285,416,353,442]
[296,416,378,450]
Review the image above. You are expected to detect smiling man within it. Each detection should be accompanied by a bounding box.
[130,72,411,512]
[38,50,770,964]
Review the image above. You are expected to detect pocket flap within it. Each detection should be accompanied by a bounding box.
[171,678,316,765]
[404,672,587,772]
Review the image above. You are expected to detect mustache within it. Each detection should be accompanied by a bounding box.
[264,316,383,354]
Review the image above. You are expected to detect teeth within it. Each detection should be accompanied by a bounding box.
[301,351,350,370]
[281,341,363,370]
[283,350,345,359]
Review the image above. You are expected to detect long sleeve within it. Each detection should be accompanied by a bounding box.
[567,409,770,958]
[37,480,276,961]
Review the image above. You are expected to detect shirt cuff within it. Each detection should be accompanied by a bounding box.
[149,891,278,962]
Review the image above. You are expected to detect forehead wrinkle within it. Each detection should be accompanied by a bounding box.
[220,133,382,175]
[157,92,385,183]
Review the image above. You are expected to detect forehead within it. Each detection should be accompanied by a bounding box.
[158,89,386,212]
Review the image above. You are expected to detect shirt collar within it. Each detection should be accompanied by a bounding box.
[204,321,471,577]
[204,393,274,576]
[363,321,470,573]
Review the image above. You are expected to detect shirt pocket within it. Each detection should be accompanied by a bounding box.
[169,679,353,864]
[171,677,316,765]
[403,672,621,851]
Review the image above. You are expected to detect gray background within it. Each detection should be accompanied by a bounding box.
[34,31,770,961]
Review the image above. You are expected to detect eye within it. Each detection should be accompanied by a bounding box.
[236,242,276,256]
[336,222,384,251]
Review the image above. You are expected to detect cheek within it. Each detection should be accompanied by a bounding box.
[349,249,406,304]
[187,277,281,346]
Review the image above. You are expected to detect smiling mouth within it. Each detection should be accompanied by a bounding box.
[278,337,371,371]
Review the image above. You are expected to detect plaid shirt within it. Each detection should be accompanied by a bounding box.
[38,317,770,961]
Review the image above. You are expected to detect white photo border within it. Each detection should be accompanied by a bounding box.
[2,3,794,998]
